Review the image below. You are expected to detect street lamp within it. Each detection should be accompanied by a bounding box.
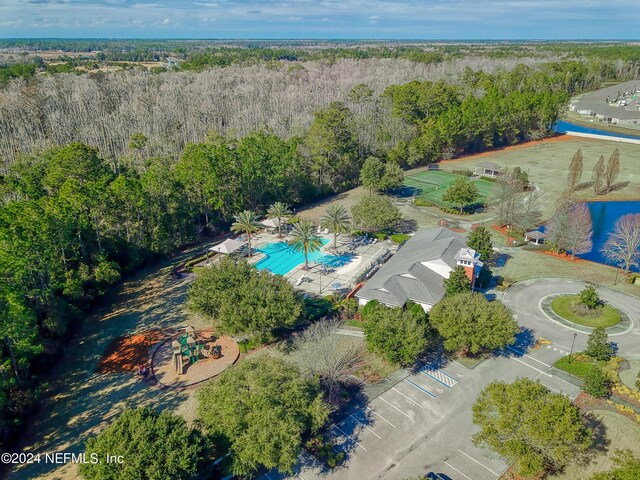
[569,332,578,363]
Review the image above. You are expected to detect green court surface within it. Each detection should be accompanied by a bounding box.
[404,170,494,209]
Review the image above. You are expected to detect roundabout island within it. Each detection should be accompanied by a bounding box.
[549,294,621,328]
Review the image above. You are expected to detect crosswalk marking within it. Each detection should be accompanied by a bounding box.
[421,368,458,387]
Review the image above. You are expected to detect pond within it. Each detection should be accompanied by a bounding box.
[554,120,640,141]
[582,201,640,271]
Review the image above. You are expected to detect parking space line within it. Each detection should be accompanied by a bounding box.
[378,396,412,420]
[392,387,424,408]
[264,473,273,480]
[350,414,382,439]
[457,449,499,476]
[443,460,473,480]
[506,345,551,367]
[404,378,437,398]
[333,425,368,452]
[510,356,552,377]
[366,407,397,428]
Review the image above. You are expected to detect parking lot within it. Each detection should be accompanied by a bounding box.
[262,338,582,480]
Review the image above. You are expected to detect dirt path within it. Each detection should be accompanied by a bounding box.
[9,249,208,480]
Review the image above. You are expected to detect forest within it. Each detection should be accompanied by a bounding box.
[1,43,640,451]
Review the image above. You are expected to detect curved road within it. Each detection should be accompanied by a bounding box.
[502,278,640,359]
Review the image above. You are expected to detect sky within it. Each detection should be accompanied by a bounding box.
[1,0,639,40]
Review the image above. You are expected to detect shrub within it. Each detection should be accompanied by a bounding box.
[579,285,601,309]
[586,327,613,361]
[390,233,411,244]
[583,366,610,398]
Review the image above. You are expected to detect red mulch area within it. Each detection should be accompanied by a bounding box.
[96,329,165,374]
[538,250,583,263]
[447,227,466,233]
[491,225,517,245]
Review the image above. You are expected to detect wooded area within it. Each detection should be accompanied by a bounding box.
[1,45,640,452]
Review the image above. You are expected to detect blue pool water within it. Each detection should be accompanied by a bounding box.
[583,201,640,271]
[255,239,355,275]
[554,120,640,141]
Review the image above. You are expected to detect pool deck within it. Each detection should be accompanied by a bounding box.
[249,232,391,295]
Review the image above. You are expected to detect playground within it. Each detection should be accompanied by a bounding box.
[402,170,494,209]
[152,329,239,388]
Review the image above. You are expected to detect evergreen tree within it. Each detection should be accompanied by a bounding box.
[444,266,472,296]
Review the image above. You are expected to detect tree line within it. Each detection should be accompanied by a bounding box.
[0,56,636,451]
[0,56,636,167]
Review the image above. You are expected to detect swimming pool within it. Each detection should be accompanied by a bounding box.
[255,239,354,275]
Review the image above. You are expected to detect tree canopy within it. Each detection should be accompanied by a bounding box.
[467,225,493,260]
[79,407,210,480]
[443,266,472,296]
[187,257,302,341]
[442,176,481,213]
[429,292,519,355]
[197,356,329,477]
[360,300,433,366]
[472,378,591,478]
[351,195,401,233]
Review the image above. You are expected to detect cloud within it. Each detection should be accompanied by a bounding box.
[1,0,639,39]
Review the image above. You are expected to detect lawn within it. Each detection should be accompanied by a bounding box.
[437,136,640,219]
[554,353,602,379]
[548,410,640,480]
[496,247,640,298]
[550,295,621,328]
[403,170,494,209]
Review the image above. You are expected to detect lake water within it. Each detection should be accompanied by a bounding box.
[554,120,640,141]
[582,201,640,271]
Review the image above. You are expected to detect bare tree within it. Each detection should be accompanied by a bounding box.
[592,155,606,196]
[604,148,620,194]
[567,149,583,192]
[602,213,640,273]
[488,168,522,228]
[512,188,542,233]
[289,318,365,401]
[546,197,573,253]
[566,203,593,261]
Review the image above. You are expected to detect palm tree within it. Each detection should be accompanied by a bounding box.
[267,201,292,238]
[288,220,324,270]
[321,204,351,250]
[230,210,261,257]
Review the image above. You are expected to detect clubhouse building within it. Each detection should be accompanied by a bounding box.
[355,227,483,312]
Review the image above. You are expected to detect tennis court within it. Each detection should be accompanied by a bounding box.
[403,170,494,209]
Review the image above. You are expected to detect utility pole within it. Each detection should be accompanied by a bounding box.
[568,332,578,363]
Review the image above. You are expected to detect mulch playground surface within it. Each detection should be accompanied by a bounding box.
[96,329,165,374]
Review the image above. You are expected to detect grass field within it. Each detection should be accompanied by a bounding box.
[550,295,622,328]
[553,353,602,379]
[403,170,495,209]
[438,136,640,219]
[549,410,640,480]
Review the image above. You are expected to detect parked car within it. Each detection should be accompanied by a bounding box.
[425,473,453,480]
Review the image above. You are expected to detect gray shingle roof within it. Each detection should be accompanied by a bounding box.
[356,227,468,307]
